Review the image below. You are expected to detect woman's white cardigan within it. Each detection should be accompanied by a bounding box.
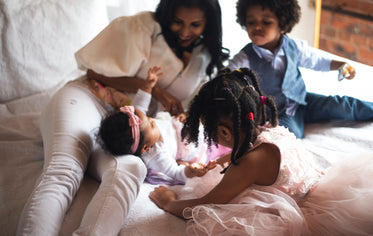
[75,11,210,112]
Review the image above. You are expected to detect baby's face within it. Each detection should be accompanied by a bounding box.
[135,109,161,149]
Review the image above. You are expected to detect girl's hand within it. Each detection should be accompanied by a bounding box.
[184,162,217,178]
[143,66,163,93]
[205,160,218,170]
[152,86,184,116]
[215,153,231,168]
[149,186,177,211]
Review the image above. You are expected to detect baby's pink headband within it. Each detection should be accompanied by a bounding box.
[120,106,142,154]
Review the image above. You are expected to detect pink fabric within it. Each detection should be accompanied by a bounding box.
[182,126,373,235]
[260,96,266,104]
[171,117,231,164]
[120,106,142,154]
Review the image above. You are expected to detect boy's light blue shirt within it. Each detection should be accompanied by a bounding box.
[228,35,332,115]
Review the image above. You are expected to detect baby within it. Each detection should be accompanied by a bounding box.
[94,66,228,185]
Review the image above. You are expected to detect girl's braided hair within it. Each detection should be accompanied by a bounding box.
[181,68,278,166]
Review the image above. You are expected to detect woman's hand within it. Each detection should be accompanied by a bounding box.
[152,86,184,116]
[176,113,187,123]
[149,186,177,211]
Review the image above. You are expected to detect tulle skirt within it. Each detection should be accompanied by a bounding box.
[182,153,373,236]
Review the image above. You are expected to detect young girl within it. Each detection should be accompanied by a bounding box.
[149,68,373,235]
[228,0,373,138]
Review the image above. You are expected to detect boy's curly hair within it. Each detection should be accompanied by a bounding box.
[236,0,301,34]
[181,68,278,166]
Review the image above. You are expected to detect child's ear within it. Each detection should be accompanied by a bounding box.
[217,125,232,142]
[140,144,151,154]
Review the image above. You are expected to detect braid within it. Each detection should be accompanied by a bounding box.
[182,68,279,168]
[237,68,279,127]
[263,95,279,127]
[182,92,207,146]
[220,80,242,165]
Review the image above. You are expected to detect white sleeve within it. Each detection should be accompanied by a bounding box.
[293,38,332,71]
[74,12,155,77]
[228,50,251,71]
[132,89,151,114]
[144,147,188,183]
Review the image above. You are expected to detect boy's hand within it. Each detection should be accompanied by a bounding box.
[341,63,356,80]
[333,61,356,81]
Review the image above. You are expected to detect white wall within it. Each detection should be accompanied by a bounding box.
[106,0,159,19]
[289,0,315,47]
[220,0,316,56]
[105,0,315,56]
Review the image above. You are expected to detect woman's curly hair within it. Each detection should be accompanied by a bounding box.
[181,68,278,167]
[236,0,301,34]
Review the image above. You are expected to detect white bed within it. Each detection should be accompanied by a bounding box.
[1,1,373,235]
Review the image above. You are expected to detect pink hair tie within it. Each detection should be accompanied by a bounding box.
[260,96,266,104]
[120,106,142,154]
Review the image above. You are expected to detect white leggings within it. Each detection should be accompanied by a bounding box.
[16,81,146,236]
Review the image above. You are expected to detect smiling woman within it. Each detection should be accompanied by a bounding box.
[170,7,206,49]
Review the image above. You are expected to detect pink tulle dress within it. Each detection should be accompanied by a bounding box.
[181,126,373,236]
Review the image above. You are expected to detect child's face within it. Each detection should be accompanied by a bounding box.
[170,6,206,48]
[135,109,161,150]
[245,5,284,52]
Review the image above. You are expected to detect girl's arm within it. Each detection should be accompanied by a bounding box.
[149,143,280,218]
[214,152,231,168]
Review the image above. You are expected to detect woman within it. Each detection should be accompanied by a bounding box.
[78,0,229,116]
[16,0,228,235]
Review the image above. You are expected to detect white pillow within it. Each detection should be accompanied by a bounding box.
[0,0,109,103]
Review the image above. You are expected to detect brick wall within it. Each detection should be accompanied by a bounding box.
[318,0,373,66]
